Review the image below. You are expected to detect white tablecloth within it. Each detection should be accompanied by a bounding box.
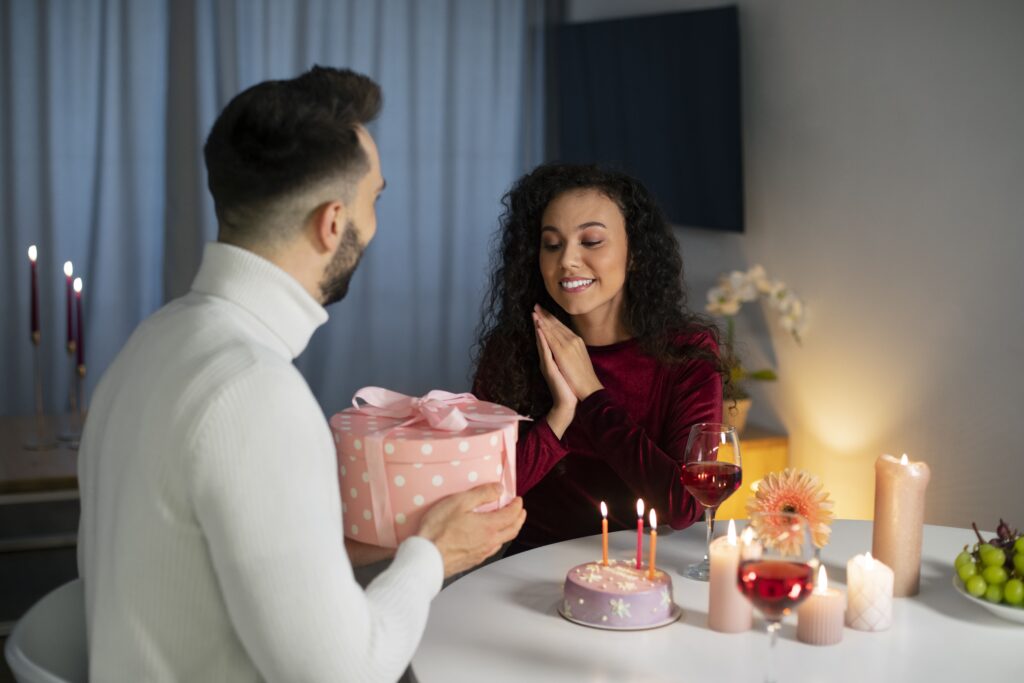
[411,520,1019,683]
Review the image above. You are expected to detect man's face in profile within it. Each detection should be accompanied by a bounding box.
[319,127,384,306]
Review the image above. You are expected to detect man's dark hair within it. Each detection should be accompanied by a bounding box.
[203,66,381,246]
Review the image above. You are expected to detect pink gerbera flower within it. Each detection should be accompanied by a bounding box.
[747,468,835,549]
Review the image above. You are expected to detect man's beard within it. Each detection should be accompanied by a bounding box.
[319,220,365,306]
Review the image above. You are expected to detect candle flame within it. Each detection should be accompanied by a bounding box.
[741,527,755,544]
[64,261,73,277]
[28,245,37,261]
[900,453,908,465]
[636,498,644,518]
[73,277,82,294]
[727,519,737,544]
[750,479,761,493]
[816,564,828,593]
[600,501,607,519]
[649,509,657,528]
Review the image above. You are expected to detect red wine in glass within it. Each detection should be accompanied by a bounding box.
[681,461,742,508]
[737,560,815,618]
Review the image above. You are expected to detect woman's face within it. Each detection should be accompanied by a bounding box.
[539,188,629,320]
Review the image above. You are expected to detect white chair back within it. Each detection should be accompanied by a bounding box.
[4,579,87,683]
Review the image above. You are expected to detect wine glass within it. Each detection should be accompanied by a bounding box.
[681,422,742,580]
[738,512,816,683]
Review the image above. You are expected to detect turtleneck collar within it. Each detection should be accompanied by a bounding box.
[190,242,328,359]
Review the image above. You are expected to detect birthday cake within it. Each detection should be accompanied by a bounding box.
[560,559,678,629]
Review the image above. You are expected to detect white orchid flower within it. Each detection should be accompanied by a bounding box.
[748,265,772,294]
[706,286,741,316]
[727,270,758,302]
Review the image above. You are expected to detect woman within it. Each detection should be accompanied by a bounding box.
[473,162,727,554]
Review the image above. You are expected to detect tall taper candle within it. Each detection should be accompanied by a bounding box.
[64,261,75,351]
[708,519,752,632]
[74,277,84,373]
[872,453,931,596]
[635,499,644,569]
[28,246,40,344]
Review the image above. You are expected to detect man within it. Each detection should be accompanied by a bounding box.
[77,66,525,682]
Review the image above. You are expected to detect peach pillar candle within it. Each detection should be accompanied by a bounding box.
[872,453,931,597]
[647,509,658,579]
[845,552,893,631]
[635,499,644,569]
[708,520,752,633]
[600,501,609,566]
[797,565,844,645]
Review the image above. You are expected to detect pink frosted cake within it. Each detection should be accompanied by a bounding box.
[560,559,678,629]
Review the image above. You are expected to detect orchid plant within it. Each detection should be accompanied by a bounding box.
[706,265,807,399]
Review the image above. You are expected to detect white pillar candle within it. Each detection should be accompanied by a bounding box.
[872,453,931,597]
[708,520,752,633]
[797,565,844,645]
[845,552,893,631]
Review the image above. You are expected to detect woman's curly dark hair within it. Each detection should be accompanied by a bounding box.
[473,162,727,418]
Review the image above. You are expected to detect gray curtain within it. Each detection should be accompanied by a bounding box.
[0,0,549,416]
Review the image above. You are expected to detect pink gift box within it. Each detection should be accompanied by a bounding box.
[330,388,523,548]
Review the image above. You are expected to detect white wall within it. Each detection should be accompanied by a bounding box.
[568,0,1024,526]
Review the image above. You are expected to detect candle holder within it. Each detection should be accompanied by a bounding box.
[22,335,58,451]
[57,341,83,447]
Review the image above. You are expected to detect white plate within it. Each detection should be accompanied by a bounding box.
[952,575,1024,624]
[557,602,682,631]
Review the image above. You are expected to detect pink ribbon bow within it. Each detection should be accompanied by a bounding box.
[352,387,481,432]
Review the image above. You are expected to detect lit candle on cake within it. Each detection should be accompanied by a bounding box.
[635,499,644,569]
[647,509,658,579]
[797,565,844,645]
[846,552,893,631]
[872,453,931,596]
[708,519,752,633]
[64,261,74,352]
[600,501,609,566]
[28,245,40,344]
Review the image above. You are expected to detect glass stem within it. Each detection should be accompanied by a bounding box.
[765,620,781,683]
[704,506,716,561]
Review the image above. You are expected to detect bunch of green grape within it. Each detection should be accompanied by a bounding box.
[954,520,1024,607]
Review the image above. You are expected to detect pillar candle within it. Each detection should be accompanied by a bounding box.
[872,453,931,597]
[600,501,609,566]
[28,245,40,343]
[64,261,75,351]
[635,498,644,569]
[708,520,752,633]
[74,277,84,372]
[797,565,844,645]
[845,552,893,631]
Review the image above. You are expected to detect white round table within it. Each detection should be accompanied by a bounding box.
[412,520,1020,683]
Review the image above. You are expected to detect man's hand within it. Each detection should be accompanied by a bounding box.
[415,483,526,577]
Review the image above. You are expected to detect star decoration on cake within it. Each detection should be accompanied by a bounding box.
[609,598,631,618]
[660,588,672,608]
[616,581,637,591]
[580,570,602,583]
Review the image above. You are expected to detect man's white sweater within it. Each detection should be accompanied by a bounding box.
[78,242,443,682]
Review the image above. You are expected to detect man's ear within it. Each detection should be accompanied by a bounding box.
[312,199,346,253]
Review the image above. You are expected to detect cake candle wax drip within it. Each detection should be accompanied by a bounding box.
[872,453,931,597]
[797,565,844,645]
[600,501,609,566]
[845,552,893,631]
[708,519,752,633]
[635,498,645,569]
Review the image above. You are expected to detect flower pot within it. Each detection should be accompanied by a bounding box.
[723,398,752,434]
